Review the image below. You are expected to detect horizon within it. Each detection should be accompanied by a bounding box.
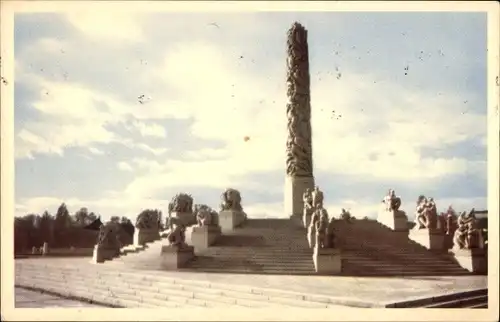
[14,11,487,221]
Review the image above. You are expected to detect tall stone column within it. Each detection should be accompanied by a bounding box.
[284,22,315,222]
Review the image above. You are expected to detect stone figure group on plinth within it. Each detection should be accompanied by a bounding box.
[301,185,341,274]
[377,189,408,232]
[302,185,323,229]
[134,211,161,246]
[218,188,247,231]
[92,222,123,263]
[168,193,195,227]
[413,195,438,230]
[452,209,484,250]
[449,209,487,274]
[408,195,445,251]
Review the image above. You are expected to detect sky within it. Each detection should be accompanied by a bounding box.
[13,11,488,221]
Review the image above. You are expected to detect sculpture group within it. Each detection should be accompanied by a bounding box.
[301,186,337,250]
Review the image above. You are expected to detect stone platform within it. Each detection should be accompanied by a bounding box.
[14,258,488,308]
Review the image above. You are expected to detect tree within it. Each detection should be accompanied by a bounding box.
[88,212,97,222]
[74,207,89,226]
[109,216,121,224]
[54,203,71,230]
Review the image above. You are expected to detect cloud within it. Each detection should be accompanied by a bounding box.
[88,147,104,155]
[64,11,144,43]
[117,161,133,172]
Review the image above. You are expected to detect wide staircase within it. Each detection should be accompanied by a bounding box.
[332,219,471,276]
[181,218,316,274]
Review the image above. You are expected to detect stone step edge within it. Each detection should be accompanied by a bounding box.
[17,278,200,308]
[16,264,378,308]
[16,278,184,308]
[14,284,121,308]
[424,294,488,308]
[17,273,276,307]
[16,272,335,308]
[384,288,488,308]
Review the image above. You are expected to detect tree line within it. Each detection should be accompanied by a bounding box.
[14,203,163,253]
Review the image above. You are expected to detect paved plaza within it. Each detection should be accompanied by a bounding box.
[15,287,104,308]
[15,257,488,308]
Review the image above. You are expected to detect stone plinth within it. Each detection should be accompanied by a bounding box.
[172,211,196,227]
[91,245,119,264]
[160,244,194,269]
[450,248,488,274]
[219,210,246,232]
[284,176,315,220]
[133,228,160,246]
[377,206,408,232]
[313,247,341,274]
[187,225,221,249]
[409,228,445,251]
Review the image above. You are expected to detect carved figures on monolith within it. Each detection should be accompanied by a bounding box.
[285,22,313,178]
[414,195,438,229]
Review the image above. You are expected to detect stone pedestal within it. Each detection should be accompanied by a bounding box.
[409,228,445,251]
[160,244,195,269]
[187,225,221,249]
[377,206,408,232]
[171,211,196,227]
[313,247,342,274]
[91,245,119,264]
[219,210,246,232]
[284,176,315,219]
[450,248,488,274]
[133,228,160,246]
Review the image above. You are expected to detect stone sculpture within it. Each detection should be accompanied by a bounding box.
[453,209,483,250]
[170,193,194,213]
[443,206,458,235]
[414,195,438,229]
[166,217,187,247]
[220,188,243,212]
[302,188,314,226]
[340,208,353,221]
[285,22,313,177]
[324,217,336,248]
[314,208,330,248]
[311,186,324,209]
[96,222,122,251]
[194,204,218,227]
[382,189,402,212]
[307,209,319,248]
